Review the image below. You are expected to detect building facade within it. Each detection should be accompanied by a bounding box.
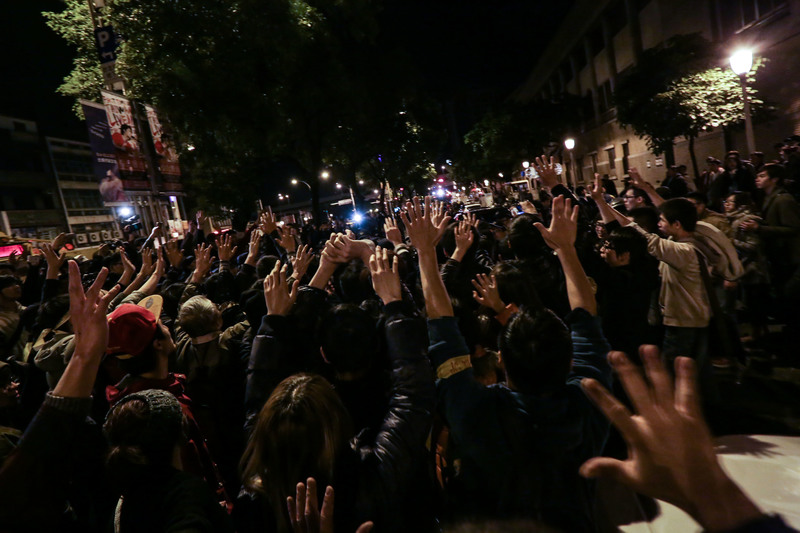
[46,137,122,246]
[513,0,800,187]
[0,116,67,239]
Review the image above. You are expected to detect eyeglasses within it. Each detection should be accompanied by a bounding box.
[622,195,637,200]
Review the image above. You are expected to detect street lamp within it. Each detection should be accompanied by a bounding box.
[498,172,504,178]
[291,178,312,191]
[564,138,576,189]
[321,171,330,179]
[730,49,756,155]
[335,183,342,190]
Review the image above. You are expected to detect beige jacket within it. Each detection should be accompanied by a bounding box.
[631,224,711,328]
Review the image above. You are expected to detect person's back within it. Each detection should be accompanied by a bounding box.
[105,389,233,533]
[425,195,611,531]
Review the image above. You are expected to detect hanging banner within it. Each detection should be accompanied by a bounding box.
[80,99,130,204]
[144,104,183,191]
[101,90,148,176]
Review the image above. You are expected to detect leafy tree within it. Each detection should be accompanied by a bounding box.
[663,60,766,177]
[615,33,767,175]
[43,0,104,116]
[458,95,582,183]
[45,0,436,222]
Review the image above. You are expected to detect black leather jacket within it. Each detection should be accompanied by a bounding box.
[242,300,436,532]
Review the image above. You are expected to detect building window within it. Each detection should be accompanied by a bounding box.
[597,80,614,113]
[576,156,585,182]
[622,141,630,175]
[589,27,605,56]
[606,146,617,171]
[606,1,628,36]
[717,0,787,37]
[590,153,598,173]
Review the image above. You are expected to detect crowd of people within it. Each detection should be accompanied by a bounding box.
[0,147,798,532]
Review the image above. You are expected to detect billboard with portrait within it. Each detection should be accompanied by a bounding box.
[80,99,129,204]
[101,90,148,177]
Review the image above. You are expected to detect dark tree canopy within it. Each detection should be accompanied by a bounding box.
[45,0,444,219]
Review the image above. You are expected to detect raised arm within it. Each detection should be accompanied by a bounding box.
[534,196,597,315]
[581,348,768,532]
[400,196,453,319]
[591,174,630,226]
[630,167,664,207]
[54,262,120,398]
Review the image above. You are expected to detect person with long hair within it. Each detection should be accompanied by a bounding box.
[240,251,435,532]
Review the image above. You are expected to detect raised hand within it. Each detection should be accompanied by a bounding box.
[580,347,762,531]
[264,261,299,316]
[216,233,238,262]
[291,244,313,280]
[629,167,648,189]
[430,200,453,245]
[451,219,474,262]
[196,210,207,227]
[463,212,477,228]
[164,239,184,268]
[259,208,278,235]
[533,195,578,252]
[331,232,373,262]
[368,246,401,305]
[68,262,120,363]
[519,200,538,215]
[52,232,71,251]
[399,196,438,252]
[41,242,67,279]
[118,249,136,286]
[384,217,403,246]
[321,235,349,266]
[287,477,373,533]
[471,273,505,313]
[191,243,212,283]
[245,229,262,267]
[140,249,155,278]
[276,226,297,253]
[534,155,560,189]
[591,174,606,203]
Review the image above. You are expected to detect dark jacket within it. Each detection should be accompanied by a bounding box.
[759,186,800,269]
[242,301,436,532]
[429,308,612,532]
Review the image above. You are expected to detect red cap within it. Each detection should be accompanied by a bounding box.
[106,304,158,360]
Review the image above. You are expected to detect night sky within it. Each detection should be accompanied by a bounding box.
[1,0,573,142]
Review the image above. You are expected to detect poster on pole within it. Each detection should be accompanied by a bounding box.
[80,99,129,204]
[144,104,183,191]
[101,90,148,176]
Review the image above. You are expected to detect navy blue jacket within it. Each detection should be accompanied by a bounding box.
[429,308,612,532]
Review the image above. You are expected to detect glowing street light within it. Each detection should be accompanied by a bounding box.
[730,49,756,154]
[730,49,753,76]
[358,180,364,185]
[498,172,504,178]
[336,183,342,189]
[321,171,330,179]
[522,161,530,169]
[564,138,576,189]
[291,178,312,192]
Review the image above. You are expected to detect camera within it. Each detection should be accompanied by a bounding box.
[123,214,142,232]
